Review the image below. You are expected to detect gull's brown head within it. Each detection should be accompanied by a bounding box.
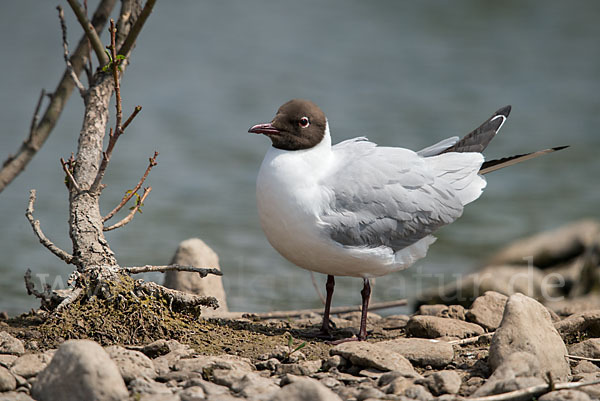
[248,99,327,151]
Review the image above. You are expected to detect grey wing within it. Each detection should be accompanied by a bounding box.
[320,141,465,251]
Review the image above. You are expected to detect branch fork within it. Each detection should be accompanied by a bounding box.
[26,190,73,264]
[57,6,86,98]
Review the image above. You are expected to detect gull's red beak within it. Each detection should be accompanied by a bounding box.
[248,122,280,135]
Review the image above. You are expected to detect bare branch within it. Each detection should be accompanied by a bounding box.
[103,151,158,222]
[447,332,495,345]
[566,354,600,363]
[109,19,123,132]
[89,25,142,195]
[82,0,94,83]
[137,280,219,313]
[245,299,408,319]
[24,268,53,304]
[122,105,142,131]
[467,378,600,401]
[103,186,151,231]
[55,287,83,312]
[124,265,223,277]
[60,157,81,193]
[118,0,157,57]
[28,89,46,145]
[57,6,86,97]
[0,0,116,194]
[310,271,326,305]
[25,190,74,264]
[66,0,109,66]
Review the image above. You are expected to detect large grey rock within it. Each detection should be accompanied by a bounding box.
[403,384,433,401]
[164,238,228,315]
[330,341,417,375]
[31,339,128,401]
[10,353,52,378]
[376,338,454,368]
[0,332,24,356]
[151,340,195,376]
[569,339,600,359]
[0,393,34,401]
[0,366,16,392]
[418,304,466,320]
[0,354,17,367]
[572,360,600,375]
[570,373,600,399]
[474,352,544,396]
[379,375,415,395]
[538,389,592,401]
[488,219,600,268]
[129,377,174,397]
[548,294,600,317]
[416,264,552,307]
[178,386,206,401]
[466,291,508,330]
[175,354,254,373]
[555,310,600,339]
[212,368,279,398]
[489,293,570,381]
[419,371,461,395]
[105,345,157,383]
[269,377,342,401]
[406,315,484,338]
[275,360,322,376]
[357,387,386,400]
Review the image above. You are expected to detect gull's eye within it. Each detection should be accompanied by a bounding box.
[299,116,310,128]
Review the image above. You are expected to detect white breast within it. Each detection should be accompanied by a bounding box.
[255,126,408,278]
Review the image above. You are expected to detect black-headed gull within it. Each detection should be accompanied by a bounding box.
[249,99,566,342]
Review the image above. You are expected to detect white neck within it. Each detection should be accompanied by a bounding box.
[259,121,333,187]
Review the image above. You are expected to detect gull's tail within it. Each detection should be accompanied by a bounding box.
[442,105,512,154]
[440,105,569,174]
[420,105,569,175]
[479,146,569,175]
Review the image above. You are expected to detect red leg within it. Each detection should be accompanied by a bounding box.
[320,275,335,334]
[357,278,371,341]
[328,278,371,345]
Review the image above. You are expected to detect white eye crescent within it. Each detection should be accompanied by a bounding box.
[299,116,310,128]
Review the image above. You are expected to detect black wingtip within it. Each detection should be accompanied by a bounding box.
[552,145,570,151]
[496,105,511,118]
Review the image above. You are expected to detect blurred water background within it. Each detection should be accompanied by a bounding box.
[0,1,598,316]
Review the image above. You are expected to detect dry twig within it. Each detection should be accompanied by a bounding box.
[124,264,223,277]
[245,299,407,319]
[24,269,53,304]
[26,90,47,151]
[103,150,157,222]
[89,21,143,194]
[66,0,109,66]
[446,332,495,345]
[136,280,219,313]
[57,6,86,97]
[103,186,151,231]
[56,287,83,312]
[467,378,600,401]
[310,272,326,305]
[118,0,157,57]
[0,0,116,193]
[25,190,73,264]
[60,157,81,193]
[566,354,600,363]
